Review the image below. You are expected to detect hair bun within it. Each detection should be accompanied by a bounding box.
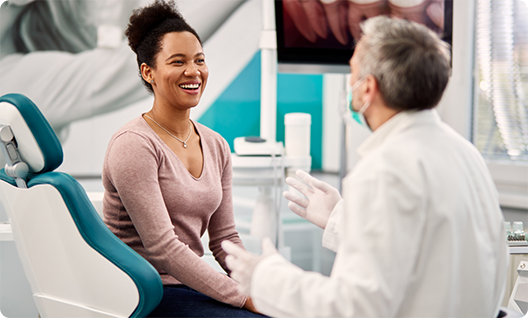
[125,0,184,53]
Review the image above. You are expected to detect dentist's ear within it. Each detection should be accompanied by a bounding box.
[361,75,380,105]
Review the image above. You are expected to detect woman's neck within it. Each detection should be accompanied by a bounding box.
[146,106,192,137]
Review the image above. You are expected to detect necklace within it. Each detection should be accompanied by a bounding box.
[144,114,192,148]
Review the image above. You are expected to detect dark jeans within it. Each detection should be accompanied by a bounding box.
[147,285,268,317]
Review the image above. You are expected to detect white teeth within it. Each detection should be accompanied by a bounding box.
[179,83,200,89]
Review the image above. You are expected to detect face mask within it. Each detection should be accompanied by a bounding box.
[347,78,371,128]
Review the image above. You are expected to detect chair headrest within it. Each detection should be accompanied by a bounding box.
[0,94,63,173]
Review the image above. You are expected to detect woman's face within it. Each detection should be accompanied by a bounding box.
[149,31,209,110]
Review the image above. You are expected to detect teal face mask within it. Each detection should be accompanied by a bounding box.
[347,78,371,128]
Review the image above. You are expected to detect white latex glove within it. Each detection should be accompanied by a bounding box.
[283,169,342,229]
[222,237,278,295]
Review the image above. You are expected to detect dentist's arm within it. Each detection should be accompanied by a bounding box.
[222,237,278,314]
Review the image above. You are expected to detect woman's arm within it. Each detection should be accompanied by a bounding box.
[207,138,245,273]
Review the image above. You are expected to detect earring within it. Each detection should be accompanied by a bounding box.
[150,80,154,84]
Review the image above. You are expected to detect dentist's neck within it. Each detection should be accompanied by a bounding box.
[364,97,399,132]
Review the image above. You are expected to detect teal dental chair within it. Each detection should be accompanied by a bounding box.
[0,93,162,317]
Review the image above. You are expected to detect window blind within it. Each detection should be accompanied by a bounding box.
[474,0,528,162]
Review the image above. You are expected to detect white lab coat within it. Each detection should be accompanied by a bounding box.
[251,109,509,317]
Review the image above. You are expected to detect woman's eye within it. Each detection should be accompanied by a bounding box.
[197,58,205,64]
[171,60,183,65]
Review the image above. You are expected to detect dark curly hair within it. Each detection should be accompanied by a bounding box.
[125,0,202,94]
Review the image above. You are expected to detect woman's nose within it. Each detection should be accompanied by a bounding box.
[184,65,201,77]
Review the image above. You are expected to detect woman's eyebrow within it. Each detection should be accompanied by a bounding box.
[165,52,204,62]
[165,53,185,62]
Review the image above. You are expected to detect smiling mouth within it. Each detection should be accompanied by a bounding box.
[179,83,200,90]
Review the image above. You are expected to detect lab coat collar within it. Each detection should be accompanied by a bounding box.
[357,109,442,157]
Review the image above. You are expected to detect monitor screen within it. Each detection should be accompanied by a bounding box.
[275,0,453,73]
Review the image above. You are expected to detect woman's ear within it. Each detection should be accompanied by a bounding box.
[141,63,153,83]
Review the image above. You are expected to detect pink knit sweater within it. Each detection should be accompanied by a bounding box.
[102,116,247,308]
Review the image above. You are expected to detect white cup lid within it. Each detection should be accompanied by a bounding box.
[285,113,311,125]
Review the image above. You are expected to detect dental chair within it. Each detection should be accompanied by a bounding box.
[0,93,162,317]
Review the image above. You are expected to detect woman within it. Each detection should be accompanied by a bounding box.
[102,0,261,316]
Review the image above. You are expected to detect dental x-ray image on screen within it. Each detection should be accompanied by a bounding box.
[275,0,452,73]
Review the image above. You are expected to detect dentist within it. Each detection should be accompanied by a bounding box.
[223,16,508,317]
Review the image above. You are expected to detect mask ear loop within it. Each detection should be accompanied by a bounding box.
[348,77,367,109]
[358,100,371,115]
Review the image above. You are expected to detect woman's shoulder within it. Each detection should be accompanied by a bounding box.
[111,115,155,141]
[106,116,161,154]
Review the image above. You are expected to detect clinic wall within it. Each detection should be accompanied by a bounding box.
[199,51,324,170]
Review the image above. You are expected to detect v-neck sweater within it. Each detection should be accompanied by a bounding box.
[102,116,246,308]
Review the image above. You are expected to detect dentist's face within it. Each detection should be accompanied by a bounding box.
[151,31,209,110]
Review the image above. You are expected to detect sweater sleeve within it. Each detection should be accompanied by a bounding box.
[105,131,246,308]
[207,138,245,273]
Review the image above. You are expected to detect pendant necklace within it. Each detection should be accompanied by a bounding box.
[144,114,192,148]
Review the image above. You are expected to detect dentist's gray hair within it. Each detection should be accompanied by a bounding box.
[357,16,451,111]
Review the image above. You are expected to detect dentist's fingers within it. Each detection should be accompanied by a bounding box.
[283,190,309,209]
[225,254,238,272]
[322,0,349,45]
[301,0,328,39]
[285,176,314,197]
[295,170,336,194]
[261,237,278,256]
[283,0,318,42]
[222,240,248,259]
[295,169,318,187]
[295,169,313,180]
[287,201,308,219]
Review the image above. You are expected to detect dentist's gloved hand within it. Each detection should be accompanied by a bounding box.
[222,237,278,295]
[283,170,342,229]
